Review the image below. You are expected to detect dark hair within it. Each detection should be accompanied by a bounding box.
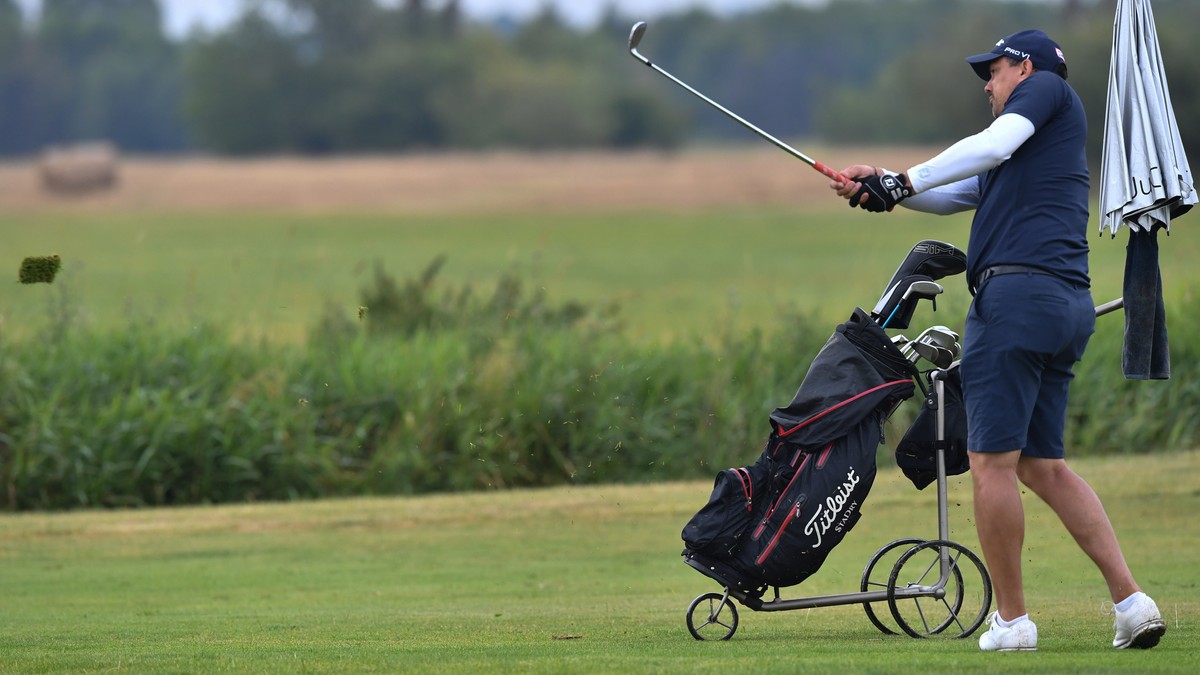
[1004,55,1069,80]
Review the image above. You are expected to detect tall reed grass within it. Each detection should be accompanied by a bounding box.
[1,262,1194,510]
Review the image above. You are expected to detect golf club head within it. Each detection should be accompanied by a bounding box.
[628,22,650,64]
[902,280,943,301]
[629,22,647,50]
[911,326,960,368]
[931,345,955,368]
[908,339,943,366]
[891,334,919,362]
[918,325,959,354]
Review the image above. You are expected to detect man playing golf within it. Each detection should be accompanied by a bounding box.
[830,29,1166,652]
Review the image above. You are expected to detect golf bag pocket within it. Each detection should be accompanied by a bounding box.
[682,459,770,558]
[734,417,880,588]
[896,366,970,490]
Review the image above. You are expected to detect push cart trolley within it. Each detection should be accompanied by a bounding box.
[680,250,1129,641]
[679,239,993,641]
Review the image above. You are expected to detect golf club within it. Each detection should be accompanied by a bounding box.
[903,325,960,369]
[916,326,960,362]
[902,341,950,367]
[894,335,924,365]
[880,279,943,329]
[900,339,929,365]
[627,21,851,185]
[911,342,953,368]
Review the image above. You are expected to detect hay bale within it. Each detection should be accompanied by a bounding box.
[37,141,120,194]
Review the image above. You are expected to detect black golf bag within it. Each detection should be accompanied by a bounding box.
[682,308,918,592]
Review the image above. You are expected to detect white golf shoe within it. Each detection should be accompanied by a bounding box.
[1111,592,1166,649]
[978,612,1038,652]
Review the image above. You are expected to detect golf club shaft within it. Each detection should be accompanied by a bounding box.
[628,24,850,185]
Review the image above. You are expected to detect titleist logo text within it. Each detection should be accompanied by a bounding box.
[803,468,860,549]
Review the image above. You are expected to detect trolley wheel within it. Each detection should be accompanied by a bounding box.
[887,539,992,639]
[686,591,739,641]
[860,538,925,635]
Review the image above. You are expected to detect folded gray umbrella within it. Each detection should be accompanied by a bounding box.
[1100,0,1195,235]
[1099,0,1195,380]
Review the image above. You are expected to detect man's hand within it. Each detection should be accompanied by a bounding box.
[851,172,913,213]
[829,164,875,200]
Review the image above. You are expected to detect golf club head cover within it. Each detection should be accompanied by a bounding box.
[851,173,912,213]
[883,240,967,284]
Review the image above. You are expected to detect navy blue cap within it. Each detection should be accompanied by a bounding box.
[965,29,1066,81]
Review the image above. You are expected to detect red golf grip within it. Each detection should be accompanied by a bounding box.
[812,161,852,185]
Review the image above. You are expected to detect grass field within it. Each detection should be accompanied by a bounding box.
[5,149,1197,343]
[0,451,1196,673]
[3,150,1198,671]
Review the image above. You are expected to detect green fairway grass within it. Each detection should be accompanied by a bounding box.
[0,451,1196,673]
[4,205,1190,343]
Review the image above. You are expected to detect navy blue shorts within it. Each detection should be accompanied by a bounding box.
[961,271,1095,457]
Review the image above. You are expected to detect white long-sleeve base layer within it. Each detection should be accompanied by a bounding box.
[884,113,1036,215]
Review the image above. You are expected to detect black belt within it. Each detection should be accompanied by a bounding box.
[970,265,1058,295]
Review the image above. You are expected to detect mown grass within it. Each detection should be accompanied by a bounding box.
[3,157,1197,671]
[5,205,1193,343]
[0,451,1196,673]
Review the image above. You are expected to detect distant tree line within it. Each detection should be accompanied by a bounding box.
[181,0,688,153]
[1,0,1196,160]
[0,0,187,154]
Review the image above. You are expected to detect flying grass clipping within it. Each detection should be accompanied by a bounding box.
[19,255,61,284]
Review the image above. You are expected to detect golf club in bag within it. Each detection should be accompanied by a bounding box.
[872,240,967,329]
[679,241,995,641]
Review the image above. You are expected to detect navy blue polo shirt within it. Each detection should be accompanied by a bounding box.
[970,71,1091,289]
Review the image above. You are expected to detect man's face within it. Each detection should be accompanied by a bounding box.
[984,57,1033,117]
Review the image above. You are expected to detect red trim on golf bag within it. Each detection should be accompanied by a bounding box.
[733,468,753,512]
[680,459,773,558]
[736,416,881,587]
[775,379,912,439]
[755,442,834,564]
[751,451,814,541]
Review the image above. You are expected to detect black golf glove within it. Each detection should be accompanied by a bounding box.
[850,172,913,213]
